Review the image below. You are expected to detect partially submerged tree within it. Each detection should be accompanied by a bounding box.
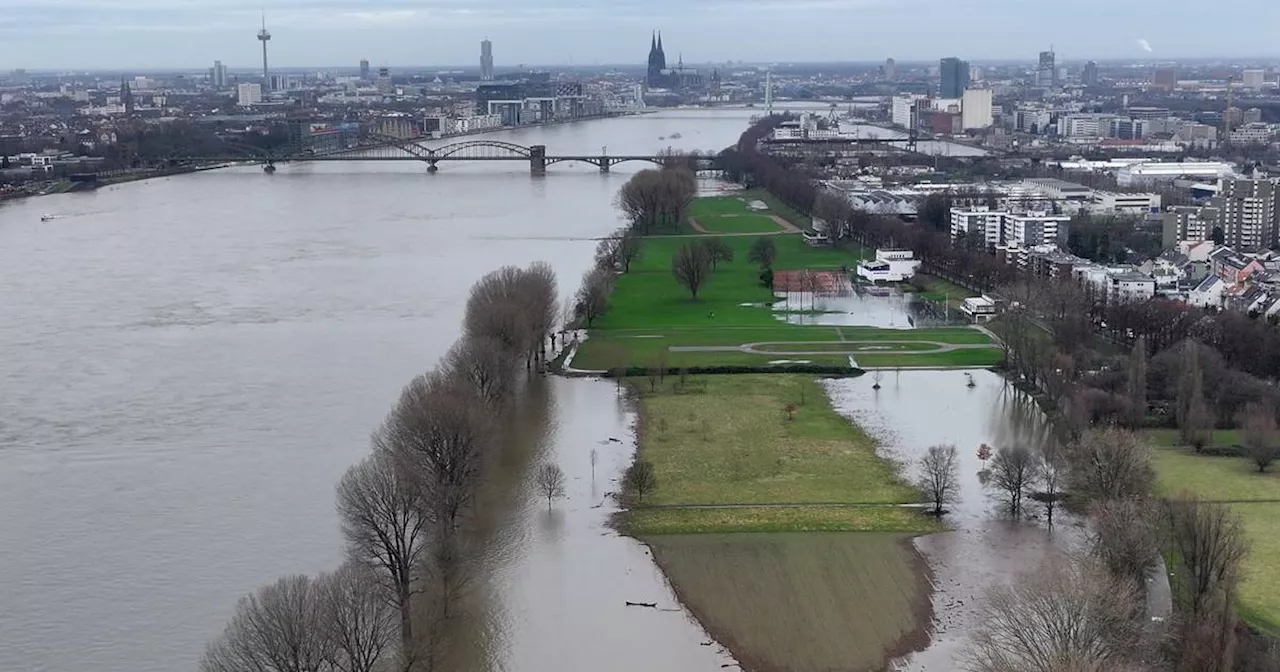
[623,459,658,503]
[989,445,1038,518]
[317,562,398,672]
[671,243,712,300]
[1029,442,1067,526]
[535,462,567,509]
[200,575,332,672]
[917,444,960,516]
[963,560,1151,672]
[1239,401,1277,473]
[336,448,428,651]
[441,336,515,407]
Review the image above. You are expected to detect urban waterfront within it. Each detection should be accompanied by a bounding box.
[2,108,1065,671]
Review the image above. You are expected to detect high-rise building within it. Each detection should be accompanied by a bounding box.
[1242,69,1266,90]
[961,88,993,129]
[376,67,392,94]
[237,82,262,106]
[1152,67,1178,90]
[210,60,228,88]
[480,39,494,81]
[359,59,370,80]
[939,57,969,99]
[1082,60,1099,87]
[883,57,896,81]
[256,13,271,85]
[1213,178,1280,251]
[1038,50,1056,87]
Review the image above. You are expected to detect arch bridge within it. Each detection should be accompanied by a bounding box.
[170,134,712,175]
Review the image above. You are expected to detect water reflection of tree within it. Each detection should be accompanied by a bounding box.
[438,376,558,672]
[991,380,1050,454]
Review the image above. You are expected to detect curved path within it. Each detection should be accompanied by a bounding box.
[669,340,997,356]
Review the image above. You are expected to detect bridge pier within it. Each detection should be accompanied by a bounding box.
[599,157,610,174]
[427,161,438,173]
[529,145,546,177]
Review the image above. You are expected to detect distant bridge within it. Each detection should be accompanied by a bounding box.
[761,134,920,152]
[170,135,714,176]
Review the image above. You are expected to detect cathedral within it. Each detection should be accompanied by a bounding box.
[645,31,712,91]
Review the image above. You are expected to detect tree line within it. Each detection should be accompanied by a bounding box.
[201,263,562,672]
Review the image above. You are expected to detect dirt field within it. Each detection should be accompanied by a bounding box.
[647,532,931,672]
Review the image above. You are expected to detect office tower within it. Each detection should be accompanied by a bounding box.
[1082,60,1099,87]
[1152,67,1178,90]
[360,59,370,80]
[481,39,494,81]
[883,57,896,80]
[1242,69,1266,90]
[376,67,392,94]
[939,57,969,98]
[210,60,228,88]
[1038,49,1056,86]
[257,13,271,85]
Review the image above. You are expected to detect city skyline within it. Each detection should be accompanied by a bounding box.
[3,0,1280,70]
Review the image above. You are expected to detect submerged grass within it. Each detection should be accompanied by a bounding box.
[647,532,932,672]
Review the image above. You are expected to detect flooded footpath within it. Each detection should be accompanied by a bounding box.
[454,377,737,671]
[825,370,1087,670]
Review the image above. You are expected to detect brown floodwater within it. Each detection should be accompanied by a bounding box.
[824,369,1088,670]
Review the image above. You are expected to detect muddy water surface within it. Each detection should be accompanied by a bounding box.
[825,370,1087,670]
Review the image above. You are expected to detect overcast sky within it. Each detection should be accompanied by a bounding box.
[3,0,1279,71]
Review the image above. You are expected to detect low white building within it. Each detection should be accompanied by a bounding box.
[1108,272,1157,303]
[960,295,998,322]
[1087,190,1162,214]
[857,249,922,283]
[1117,161,1236,187]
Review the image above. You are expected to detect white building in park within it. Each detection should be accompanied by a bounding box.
[960,295,998,322]
[857,249,922,283]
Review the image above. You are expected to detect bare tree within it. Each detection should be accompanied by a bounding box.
[200,575,332,672]
[589,448,599,479]
[1177,340,1213,451]
[519,262,559,365]
[383,372,492,530]
[917,444,960,516]
[535,462,567,509]
[615,230,643,273]
[963,560,1152,672]
[1091,498,1158,592]
[699,238,734,271]
[1162,497,1249,618]
[615,168,696,234]
[573,268,613,328]
[317,562,398,672]
[1127,335,1149,428]
[623,459,658,503]
[1029,442,1067,526]
[464,266,535,357]
[1067,427,1155,502]
[441,336,515,407]
[1239,401,1277,473]
[672,243,712,300]
[336,447,429,651]
[989,445,1038,517]
[747,237,777,269]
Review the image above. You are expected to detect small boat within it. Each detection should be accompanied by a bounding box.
[965,372,976,388]
[40,214,53,222]
[669,132,682,139]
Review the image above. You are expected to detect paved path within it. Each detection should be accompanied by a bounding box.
[669,340,998,356]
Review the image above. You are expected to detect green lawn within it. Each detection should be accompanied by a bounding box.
[694,214,787,234]
[631,374,922,535]
[1146,428,1243,449]
[855,348,1004,369]
[689,195,757,218]
[1152,444,1280,633]
[908,273,979,308]
[631,506,941,535]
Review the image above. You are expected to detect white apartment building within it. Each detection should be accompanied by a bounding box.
[891,94,925,128]
[1214,177,1280,251]
[1229,123,1275,146]
[961,88,993,129]
[1058,113,1115,138]
[950,207,1005,247]
[236,82,262,106]
[1006,213,1068,248]
[1107,272,1158,302]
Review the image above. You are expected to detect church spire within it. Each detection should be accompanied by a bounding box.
[651,31,657,51]
[657,31,664,54]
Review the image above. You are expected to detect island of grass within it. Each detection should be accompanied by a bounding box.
[624,374,940,672]
[1149,430,1280,635]
[570,196,999,373]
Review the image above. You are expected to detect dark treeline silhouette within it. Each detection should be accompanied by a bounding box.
[201,263,561,672]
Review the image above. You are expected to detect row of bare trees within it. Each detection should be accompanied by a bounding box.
[201,263,562,672]
[614,166,697,235]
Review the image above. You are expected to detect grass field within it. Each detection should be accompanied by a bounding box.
[693,213,786,234]
[1151,443,1280,633]
[648,533,931,672]
[629,374,929,534]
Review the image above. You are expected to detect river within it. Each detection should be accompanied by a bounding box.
[0,110,750,672]
[1,107,1028,672]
